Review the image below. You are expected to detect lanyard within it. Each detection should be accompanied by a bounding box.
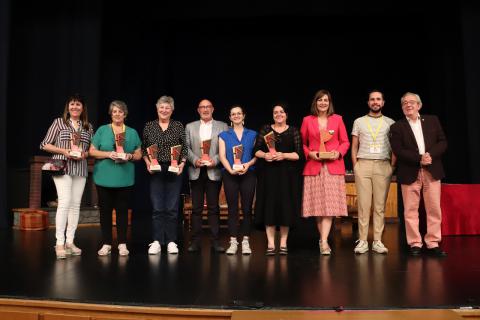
[111,123,126,134]
[364,116,383,143]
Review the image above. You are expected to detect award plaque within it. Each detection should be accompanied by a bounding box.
[232,144,244,171]
[146,144,161,172]
[318,129,335,160]
[69,132,82,158]
[200,139,212,165]
[168,144,182,173]
[114,132,127,162]
[263,131,276,153]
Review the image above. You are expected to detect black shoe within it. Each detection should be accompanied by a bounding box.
[211,242,225,253]
[279,247,288,255]
[187,242,201,252]
[409,246,422,256]
[265,247,276,256]
[426,247,447,257]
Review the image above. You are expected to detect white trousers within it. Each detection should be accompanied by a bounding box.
[52,175,86,245]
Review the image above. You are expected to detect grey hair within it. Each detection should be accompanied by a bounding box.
[156,95,175,110]
[401,92,422,106]
[109,100,128,117]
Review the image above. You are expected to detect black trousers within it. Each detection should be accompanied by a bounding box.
[222,170,256,237]
[96,185,132,244]
[190,168,221,242]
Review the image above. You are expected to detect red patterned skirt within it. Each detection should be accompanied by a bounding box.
[302,165,347,217]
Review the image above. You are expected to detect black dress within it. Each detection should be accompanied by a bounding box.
[254,125,303,227]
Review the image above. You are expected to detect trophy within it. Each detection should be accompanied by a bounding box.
[146,144,161,172]
[263,131,276,153]
[200,139,212,165]
[232,144,244,171]
[69,131,83,158]
[114,132,128,162]
[168,145,182,173]
[318,129,336,160]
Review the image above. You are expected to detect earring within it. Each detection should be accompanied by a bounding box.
[242,120,244,126]
[230,121,233,127]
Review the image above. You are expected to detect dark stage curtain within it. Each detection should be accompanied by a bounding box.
[6,1,102,216]
[461,3,480,183]
[4,1,480,219]
[0,0,10,228]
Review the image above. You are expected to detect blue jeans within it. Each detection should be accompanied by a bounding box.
[150,169,183,244]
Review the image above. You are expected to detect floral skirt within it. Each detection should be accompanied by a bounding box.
[302,166,347,217]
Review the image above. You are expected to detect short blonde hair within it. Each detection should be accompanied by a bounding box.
[156,95,175,110]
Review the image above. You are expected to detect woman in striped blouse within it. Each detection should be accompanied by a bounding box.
[40,94,93,259]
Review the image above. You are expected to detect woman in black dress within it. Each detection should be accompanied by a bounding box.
[254,104,303,255]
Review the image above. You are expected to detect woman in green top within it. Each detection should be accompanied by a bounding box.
[89,100,142,256]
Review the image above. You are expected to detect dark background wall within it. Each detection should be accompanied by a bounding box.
[0,0,10,228]
[2,1,479,225]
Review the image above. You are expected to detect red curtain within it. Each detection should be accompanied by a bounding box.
[441,184,480,235]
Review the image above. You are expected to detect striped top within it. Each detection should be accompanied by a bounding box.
[351,115,395,160]
[40,118,93,177]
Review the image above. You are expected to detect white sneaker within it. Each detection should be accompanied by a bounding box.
[148,241,161,255]
[55,245,67,259]
[66,243,82,256]
[354,240,369,254]
[226,239,239,255]
[118,243,129,256]
[167,242,179,254]
[372,240,388,254]
[241,239,252,255]
[97,244,112,256]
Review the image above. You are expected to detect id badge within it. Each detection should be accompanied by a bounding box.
[370,144,381,154]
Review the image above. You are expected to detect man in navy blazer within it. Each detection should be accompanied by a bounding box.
[389,92,447,257]
[185,99,229,252]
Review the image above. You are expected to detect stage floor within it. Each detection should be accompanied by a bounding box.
[1,219,479,310]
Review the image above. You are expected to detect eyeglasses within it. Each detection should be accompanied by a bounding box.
[402,100,418,106]
[198,105,212,109]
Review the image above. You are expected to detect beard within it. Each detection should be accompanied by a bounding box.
[369,106,383,114]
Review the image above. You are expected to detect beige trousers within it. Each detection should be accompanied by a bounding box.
[354,159,392,241]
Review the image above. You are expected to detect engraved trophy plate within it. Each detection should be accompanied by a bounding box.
[69,132,82,158]
[146,144,161,172]
[263,131,277,153]
[318,129,335,159]
[168,145,182,173]
[200,139,212,166]
[232,144,244,171]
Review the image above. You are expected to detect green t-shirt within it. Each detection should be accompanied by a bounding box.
[92,124,142,188]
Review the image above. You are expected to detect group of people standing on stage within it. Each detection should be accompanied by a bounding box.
[40,89,448,259]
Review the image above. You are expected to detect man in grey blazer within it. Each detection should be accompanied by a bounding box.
[185,99,229,252]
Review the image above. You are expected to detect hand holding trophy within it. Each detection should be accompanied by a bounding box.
[317,129,336,160]
[114,131,128,162]
[146,144,162,172]
[264,131,277,154]
[168,145,182,173]
[200,139,212,166]
[232,144,244,171]
[69,131,83,159]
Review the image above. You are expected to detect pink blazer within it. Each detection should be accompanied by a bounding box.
[300,114,350,176]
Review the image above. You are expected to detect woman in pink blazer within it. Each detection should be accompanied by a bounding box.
[301,89,350,255]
